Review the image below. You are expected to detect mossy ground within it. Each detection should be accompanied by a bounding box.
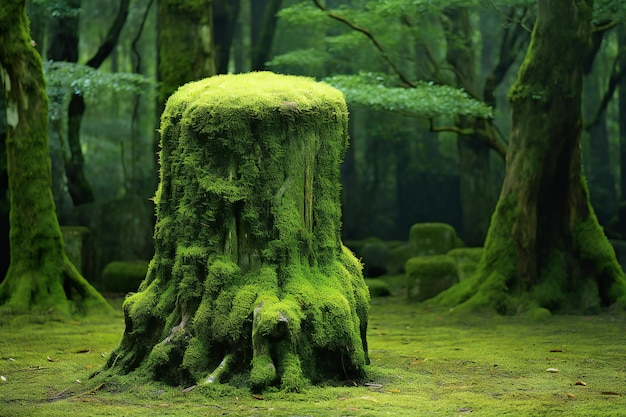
[1,288,625,416]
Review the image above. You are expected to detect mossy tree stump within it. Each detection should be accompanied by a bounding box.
[106,72,369,391]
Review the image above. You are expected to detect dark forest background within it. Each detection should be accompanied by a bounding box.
[1,0,625,287]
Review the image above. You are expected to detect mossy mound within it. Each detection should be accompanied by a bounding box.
[365,278,392,297]
[104,72,369,392]
[406,255,458,302]
[101,261,149,294]
[360,241,391,277]
[409,222,463,256]
[447,247,483,281]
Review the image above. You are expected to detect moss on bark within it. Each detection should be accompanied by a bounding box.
[158,0,216,103]
[0,1,113,319]
[105,72,369,392]
[432,0,626,315]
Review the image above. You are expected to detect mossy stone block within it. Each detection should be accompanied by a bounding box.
[409,222,463,256]
[360,241,391,277]
[387,243,413,275]
[447,247,483,280]
[102,260,149,294]
[365,279,392,297]
[406,255,458,302]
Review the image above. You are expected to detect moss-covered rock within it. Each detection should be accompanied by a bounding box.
[101,261,149,294]
[447,247,483,281]
[105,72,369,392]
[387,243,413,275]
[365,278,392,297]
[360,241,391,277]
[406,255,458,302]
[409,223,463,256]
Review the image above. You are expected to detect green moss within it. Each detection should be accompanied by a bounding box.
[106,72,368,391]
[524,306,552,322]
[365,278,392,297]
[102,261,149,294]
[408,222,463,256]
[406,255,458,302]
[158,0,215,101]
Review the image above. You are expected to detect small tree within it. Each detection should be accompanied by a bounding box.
[0,1,112,318]
[434,0,626,315]
[105,72,369,392]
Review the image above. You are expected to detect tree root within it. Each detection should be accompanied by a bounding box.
[202,353,233,385]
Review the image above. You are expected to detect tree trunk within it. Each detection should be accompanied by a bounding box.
[0,69,8,282]
[213,0,241,74]
[0,1,113,317]
[104,72,369,392]
[158,0,216,103]
[250,0,282,71]
[63,0,131,206]
[618,26,626,221]
[444,8,497,246]
[584,71,616,227]
[434,0,626,314]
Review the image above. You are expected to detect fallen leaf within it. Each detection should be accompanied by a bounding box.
[1,375,6,382]
[546,368,559,373]
[47,356,58,362]
[566,393,576,400]
[601,391,621,396]
[575,381,587,386]
[76,349,91,354]
[388,389,401,393]
[8,358,15,362]
[550,349,563,353]
[459,407,473,412]
[253,394,264,400]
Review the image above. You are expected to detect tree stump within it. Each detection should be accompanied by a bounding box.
[105,72,369,391]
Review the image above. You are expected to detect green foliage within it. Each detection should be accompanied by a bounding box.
[44,61,156,120]
[593,0,626,24]
[30,0,81,18]
[324,73,493,119]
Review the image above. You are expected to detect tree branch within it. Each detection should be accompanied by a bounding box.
[86,0,130,69]
[312,0,415,87]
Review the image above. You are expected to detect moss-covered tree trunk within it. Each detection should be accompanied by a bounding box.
[105,72,369,392]
[158,0,216,104]
[0,1,113,317]
[434,0,626,315]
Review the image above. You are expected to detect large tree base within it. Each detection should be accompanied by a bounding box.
[0,256,113,321]
[103,73,370,392]
[433,195,626,315]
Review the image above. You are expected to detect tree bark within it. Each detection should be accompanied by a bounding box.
[213,0,241,74]
[250,0,282,71]
[104,72,369,392]
[0,1,113,317]
[618,26,626,220]
[63,0,130,206]
[444,8,497,246]
[0,68,8,282]
[158,0,216,104]
[434,0,626,314]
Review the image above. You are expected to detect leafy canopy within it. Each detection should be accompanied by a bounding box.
[324,72,493,119]
[44,61,156,120]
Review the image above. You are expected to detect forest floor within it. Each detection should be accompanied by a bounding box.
[1,276,625,417]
